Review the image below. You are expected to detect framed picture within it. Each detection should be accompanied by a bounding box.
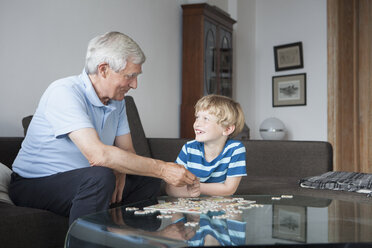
[272,73,306,107]
[272,205,307,243]
[274,42,303,71]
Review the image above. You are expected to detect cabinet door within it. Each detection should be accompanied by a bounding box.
[219,28,233,97]
[204,20,217,95]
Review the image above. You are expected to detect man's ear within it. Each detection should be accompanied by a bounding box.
[97,63,109,78]
[223,125,235,137]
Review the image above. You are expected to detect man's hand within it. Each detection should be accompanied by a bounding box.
[187,178,200,197]
[107,221,195,241]
[109,207,125,226]
[111,171,126,204]
[160,162,196,187]
[158,222,196,241]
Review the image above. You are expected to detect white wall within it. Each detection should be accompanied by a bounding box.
[0,0,184,138]
[235,0,327,141]
[0,0,327,141]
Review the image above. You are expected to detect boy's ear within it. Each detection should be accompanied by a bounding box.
[223,125,235,136]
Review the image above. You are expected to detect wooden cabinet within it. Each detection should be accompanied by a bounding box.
[180,3,236,138]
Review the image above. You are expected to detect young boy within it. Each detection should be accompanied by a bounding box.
[166,94,246,197]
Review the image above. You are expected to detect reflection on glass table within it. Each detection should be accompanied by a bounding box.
[172,212,246,246]
[65,195,372,248]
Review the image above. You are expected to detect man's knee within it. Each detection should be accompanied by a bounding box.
[70,167,115,222]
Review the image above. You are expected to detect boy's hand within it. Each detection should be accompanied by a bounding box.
[187,178,200,197]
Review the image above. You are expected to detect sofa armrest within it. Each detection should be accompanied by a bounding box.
[147,138,190,162]
[0,137,23,168]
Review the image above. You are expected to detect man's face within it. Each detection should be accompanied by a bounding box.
[104,61,142,101]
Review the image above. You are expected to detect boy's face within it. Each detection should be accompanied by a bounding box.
[193,110,228,144]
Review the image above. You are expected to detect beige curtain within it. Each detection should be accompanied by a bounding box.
[328,0,372,173]
[328,200,372,242]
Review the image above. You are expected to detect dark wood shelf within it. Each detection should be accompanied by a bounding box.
[180,3,236,138]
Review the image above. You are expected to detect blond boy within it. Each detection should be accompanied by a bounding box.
[166,94,246,197]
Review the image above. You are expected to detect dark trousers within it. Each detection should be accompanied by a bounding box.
[9,166,161,225]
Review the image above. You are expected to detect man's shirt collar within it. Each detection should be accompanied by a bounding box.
[80,69,111,108]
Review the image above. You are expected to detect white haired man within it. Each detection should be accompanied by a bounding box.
[9,32,196,225]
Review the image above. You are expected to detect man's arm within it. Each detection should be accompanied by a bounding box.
[110,133,135,203]
[114,133,136,154]
[68,128,196,186]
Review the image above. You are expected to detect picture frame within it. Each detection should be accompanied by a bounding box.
[274,42,303,71]
[272,205,307,243]
[272,73,306,107]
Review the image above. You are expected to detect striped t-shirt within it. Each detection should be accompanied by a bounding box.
[187,214,246,246]
[175,139,247,183]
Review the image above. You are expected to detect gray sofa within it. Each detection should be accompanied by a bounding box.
[0,96,366,248]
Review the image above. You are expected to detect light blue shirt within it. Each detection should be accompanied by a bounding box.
[12,70,130,178]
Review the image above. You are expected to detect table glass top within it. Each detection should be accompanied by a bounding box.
[65,195,372,248]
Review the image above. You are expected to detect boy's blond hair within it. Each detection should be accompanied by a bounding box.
[195,94,245,138]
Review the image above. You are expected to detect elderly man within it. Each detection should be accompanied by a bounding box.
[9,32,195,225]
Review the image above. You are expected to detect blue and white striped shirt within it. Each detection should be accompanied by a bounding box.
[188,214,246,246]
[176,139,247,183]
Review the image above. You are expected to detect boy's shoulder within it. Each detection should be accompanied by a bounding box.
[185,140,202,148]
[226,139,244,147]
[223,139,246,155]
[185,139,244,149]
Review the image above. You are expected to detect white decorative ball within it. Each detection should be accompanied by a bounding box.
[259,117,286,140]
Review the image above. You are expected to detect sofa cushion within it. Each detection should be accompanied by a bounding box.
[0,137,23,167]
[125,96,152,157]
[244,140,332,178]
[0,201,68,248]
[22,115,33,136]
[0,162,14,205]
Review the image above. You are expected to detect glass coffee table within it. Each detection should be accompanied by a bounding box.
[64,195,372,247]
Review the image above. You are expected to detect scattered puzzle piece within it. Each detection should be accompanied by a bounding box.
[281,195,293,199]
[134,210,148,215]
[125,207,139,211]
[184,221,199,227]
